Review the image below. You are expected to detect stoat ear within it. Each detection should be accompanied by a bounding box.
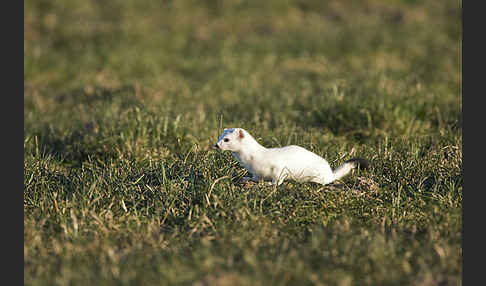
[238,129,244,139]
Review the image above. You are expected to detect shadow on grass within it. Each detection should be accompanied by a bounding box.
[29,125,119,167]
[25,85,147,166]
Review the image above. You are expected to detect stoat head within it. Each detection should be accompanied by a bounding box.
[214,128,246,152]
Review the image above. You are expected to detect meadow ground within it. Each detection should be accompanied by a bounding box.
[24,0,462,285]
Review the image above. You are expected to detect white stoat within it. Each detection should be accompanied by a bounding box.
[214,128,368,186]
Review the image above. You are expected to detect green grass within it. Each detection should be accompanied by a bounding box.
[24,0,462,285]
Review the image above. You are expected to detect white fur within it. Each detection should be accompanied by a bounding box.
[214,128,362,186]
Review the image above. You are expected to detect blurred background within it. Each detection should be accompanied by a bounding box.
[24,0,461,119]
[24,0,461,85]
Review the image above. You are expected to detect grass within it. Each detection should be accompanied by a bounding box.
[24,0,462,285]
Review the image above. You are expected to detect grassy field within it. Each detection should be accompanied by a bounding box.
[24,0,462,285]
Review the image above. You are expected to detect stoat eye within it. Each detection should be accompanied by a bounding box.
[223,138,229,142]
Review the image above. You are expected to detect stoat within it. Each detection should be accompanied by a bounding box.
[214,128,368,186]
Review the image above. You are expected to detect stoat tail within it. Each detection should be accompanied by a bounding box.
[332,158,369,182]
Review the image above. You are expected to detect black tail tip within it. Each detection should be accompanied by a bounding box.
[345,158,369,170]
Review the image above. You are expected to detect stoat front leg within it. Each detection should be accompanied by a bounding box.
[241,173,260,184]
